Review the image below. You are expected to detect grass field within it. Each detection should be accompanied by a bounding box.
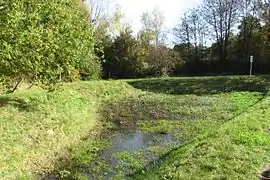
[0,76,269,179]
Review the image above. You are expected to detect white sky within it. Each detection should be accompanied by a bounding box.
[109,0,202,33]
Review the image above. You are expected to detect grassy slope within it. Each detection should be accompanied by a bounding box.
[0,88,98,178]
[0,80,138,179]
[0,76,269,179]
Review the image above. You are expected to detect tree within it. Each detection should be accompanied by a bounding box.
[237,16,262,60]
[173,13,192,62]
[173,8,208,74]
[137,30,156,50]
[103,28,144,78]
[88,0,106,23]
[202,0,241,69]
[0,0,100,91]
[141,6,166,46]
[145,46,180,76]
[258,0,270,68]
[237,0,259,61]
[87,0,124,40]
[258,0,270,23]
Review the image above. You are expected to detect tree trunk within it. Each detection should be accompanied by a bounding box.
[9,78,23,93]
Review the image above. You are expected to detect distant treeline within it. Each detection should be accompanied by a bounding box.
[172,0,270,75]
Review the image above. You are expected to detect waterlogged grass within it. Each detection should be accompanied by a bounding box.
[107,91,264,141]
[0,76,269,179]
[131,95,270,178]
[132,98,270,179]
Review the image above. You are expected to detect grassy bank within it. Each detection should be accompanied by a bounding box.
[0,76,269,179]
[0,80,137,178]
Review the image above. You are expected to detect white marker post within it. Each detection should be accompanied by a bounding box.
[250,56,253,77]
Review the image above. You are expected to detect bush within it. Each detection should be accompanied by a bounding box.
[145,46,180,76]
[103,29,144,79]
[0,0,101,89]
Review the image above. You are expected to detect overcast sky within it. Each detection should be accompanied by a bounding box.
[109,0,201,33]
[85,0,202,46]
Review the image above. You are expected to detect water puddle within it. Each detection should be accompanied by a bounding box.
[106,130,176,152]
[43,128,183,179]
[85,129,183,179]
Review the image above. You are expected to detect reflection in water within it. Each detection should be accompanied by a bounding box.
[110,130,175,152]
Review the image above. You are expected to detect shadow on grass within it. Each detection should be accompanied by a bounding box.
[128,76,270,95]
[0,96,31,111]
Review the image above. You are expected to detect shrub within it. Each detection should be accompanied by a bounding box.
[145,46,180,76]
[0,0,101,90]
[103,28,144,78]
